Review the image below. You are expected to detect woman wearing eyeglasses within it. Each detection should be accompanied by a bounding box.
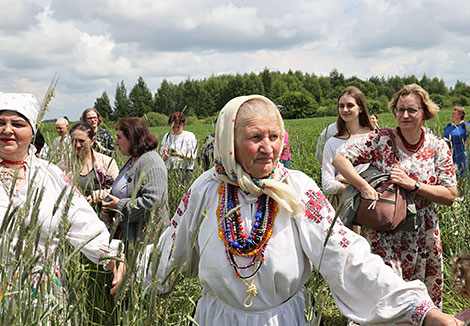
[333,84,457,309]
[81,108,115,156]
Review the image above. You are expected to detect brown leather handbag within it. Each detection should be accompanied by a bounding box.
[354,130,407,231]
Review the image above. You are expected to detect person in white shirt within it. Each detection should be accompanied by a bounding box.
[160,112,197,183]
[0,93,125,318]
[322,86,373,208]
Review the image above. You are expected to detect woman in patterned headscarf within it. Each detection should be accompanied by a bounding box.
[141,95,461,326]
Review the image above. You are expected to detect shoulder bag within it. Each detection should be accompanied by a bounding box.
[354,129,408,231]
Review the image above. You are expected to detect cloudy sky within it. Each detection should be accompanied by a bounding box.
[1,0,470,120]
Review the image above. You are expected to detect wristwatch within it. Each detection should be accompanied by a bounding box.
[412,181,421,192]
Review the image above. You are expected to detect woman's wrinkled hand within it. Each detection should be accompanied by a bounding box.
[390,163,415,190]
[423,308,464,326]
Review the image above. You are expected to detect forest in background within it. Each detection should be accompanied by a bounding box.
[90,68,470,126]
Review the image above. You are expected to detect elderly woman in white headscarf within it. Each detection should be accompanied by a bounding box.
[141,95,462,325]
[0,93,124,302]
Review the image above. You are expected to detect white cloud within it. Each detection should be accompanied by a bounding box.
[74,33,133,78]
[0,0,469,121]
[0,0,42,32]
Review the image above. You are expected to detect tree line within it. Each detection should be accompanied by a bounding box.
[93,68,470,125]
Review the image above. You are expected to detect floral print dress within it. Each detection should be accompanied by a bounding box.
[342,128,456,308]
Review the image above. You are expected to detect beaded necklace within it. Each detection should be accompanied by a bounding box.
[396,127,425,153]
[0,159,26,166]
[217,182,278,307]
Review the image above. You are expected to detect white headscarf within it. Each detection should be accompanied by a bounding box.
[212,95,303,217]
[0,92,40,134]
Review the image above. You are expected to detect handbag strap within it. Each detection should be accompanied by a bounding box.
[386,128,400,164]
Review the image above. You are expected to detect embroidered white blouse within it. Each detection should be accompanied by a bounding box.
[0,155,120,269]
[141,169,435,325]
[160,131,198,170]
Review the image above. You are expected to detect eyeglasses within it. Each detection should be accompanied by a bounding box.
[394,107,421,116]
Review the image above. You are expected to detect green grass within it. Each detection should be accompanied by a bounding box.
[23,107,470,325]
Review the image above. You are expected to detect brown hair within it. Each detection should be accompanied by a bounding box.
[335,86,373,138]
[116,117,159,157]
[454,106,466,120]
[81,108,103,126]
[168,112,186,126]
[388,84,439,120]
[69,122,95,140]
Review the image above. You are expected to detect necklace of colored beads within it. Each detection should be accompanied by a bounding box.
[217,182,278,308]
[217,183,278,276]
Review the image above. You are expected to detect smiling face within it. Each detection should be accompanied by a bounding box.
[71,129,94,159]
[0,110,33,161]
[234,111,282,179]
[115,129,131,157]
[338,94,361,123]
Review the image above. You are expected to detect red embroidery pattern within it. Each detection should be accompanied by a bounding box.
[339,237,350,248]
[60,173,82,197]
[303,190,330,223]
[411,300,434,323]
[182,190,191,213]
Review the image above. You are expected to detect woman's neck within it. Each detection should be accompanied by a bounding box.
[78,151,93,169]
[130,155,140,166]
[343,120,370,137]
[397,127,422,144]
[2,152,29,164]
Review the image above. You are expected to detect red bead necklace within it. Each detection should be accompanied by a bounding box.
[1,159,26,166]
[396,127,425,153]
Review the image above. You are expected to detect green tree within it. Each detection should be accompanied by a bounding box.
[268,73,288,99]
[261,68,272,97]
[329,68,345,89]
[430,77,448,96]
[94,91,112,121]
[304,73,323,103]
[113,80,129,120]
[275,91,317,119]
[243,72,265,95]
[154,79,177,115]
[129,76,153,117]
[182,79,214,118]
